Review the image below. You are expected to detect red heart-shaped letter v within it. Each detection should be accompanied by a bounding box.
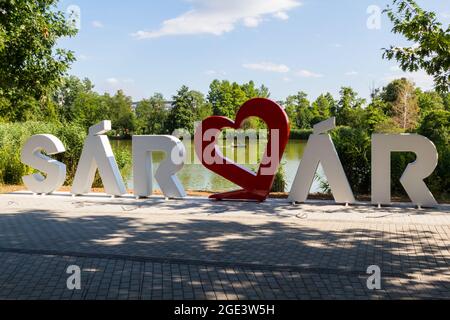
[194,98,290,201]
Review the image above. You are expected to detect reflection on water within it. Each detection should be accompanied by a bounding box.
[111,139,323,193]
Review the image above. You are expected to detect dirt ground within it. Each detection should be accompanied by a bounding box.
[0,185,214,198]
[1,184,448,203]
[0,184,304,199]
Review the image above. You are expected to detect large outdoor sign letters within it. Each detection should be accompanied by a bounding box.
[20,98,440,207]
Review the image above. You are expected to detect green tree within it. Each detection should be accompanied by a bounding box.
[418,110,450,147]
[208,80,245,118]
[0,0,77,121]
[336,87,366,127]
[284,91,313,129]
[383,0,450,93]
[207,80,270,120]
[167,86,207,134]
[416,89,445,117]
[54,76,95,123]
[311,93,333,124]
[443,93,450,111]
[239,80,271,129]
[106,90,135,137]
[364,98,395,133]
[284,103,298,129]
[418,110,450,198]
[241,81,271,99]
[208,80,234,118]
[230,82,247,116]
[135,93,168,135]
[256,84,270,99]
[70,91,106,130]
[331,127,372,195]
[384,79,419,130]
[195,98,213,122]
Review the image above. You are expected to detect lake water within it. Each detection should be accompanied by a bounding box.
[111,140,324,193]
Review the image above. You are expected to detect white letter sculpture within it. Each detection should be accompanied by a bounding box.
[71,121,127,196]
[372,134,438,207]
[133,136,186,199]
[288,118,355,204]
[21,134,67,194]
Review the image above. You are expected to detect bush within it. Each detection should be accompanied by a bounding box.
[0,122,130,189]
[271,164,287,193]
[430,147,450,200]
[92,147,132,188]
[390,152,416,197]
[418,110,450,200]
[331,124,450,201]
[0,122,86,185]
[290,129,313,140]
[331,127,372,195]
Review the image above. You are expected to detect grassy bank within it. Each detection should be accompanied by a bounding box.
[0,122,131,187]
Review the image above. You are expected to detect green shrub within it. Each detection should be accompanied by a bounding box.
[271,164,287,193]
[0,122,130,188]
[418,110,450,200]
[331,127,372,196]
[290,129,313,140]
[386,150,449,201]
[0,122,86,185]
[331,124,450,201]
[92,147,132,188]
[315,173,331,195]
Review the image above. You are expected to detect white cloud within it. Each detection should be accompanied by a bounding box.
[243,62,290,73]
[132,0,301,39]
[106,78,119,85]
[345,71,358,76]
[205,70,227,76]
[92,21,104,28]
[296,69,323,78]
[442,12,450,19]
[273,11,289,20]
[243,16,263,28]
[106,78,135,86]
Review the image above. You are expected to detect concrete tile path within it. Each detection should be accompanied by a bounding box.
[0,192,449,300]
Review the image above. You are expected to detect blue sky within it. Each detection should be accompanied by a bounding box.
[58,0,450,102]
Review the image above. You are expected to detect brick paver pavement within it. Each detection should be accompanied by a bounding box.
[0,192,449,300]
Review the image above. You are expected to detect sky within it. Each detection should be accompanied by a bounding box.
[58,0,450,102]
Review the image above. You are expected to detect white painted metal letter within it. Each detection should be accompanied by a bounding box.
[372,134,438,207]
[21,134,67,194]
[288,118,355,204]
[71,121,127,196]
[133,136,186,199]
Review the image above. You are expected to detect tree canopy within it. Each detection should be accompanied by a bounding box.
[383,0,450,93]
[0,0,77,121]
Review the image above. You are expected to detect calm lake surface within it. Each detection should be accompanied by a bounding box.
[112,140,323,193]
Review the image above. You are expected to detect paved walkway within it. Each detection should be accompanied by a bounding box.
[0,192,449,300]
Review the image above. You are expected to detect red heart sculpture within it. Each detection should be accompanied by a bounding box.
[194,98,290,201]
